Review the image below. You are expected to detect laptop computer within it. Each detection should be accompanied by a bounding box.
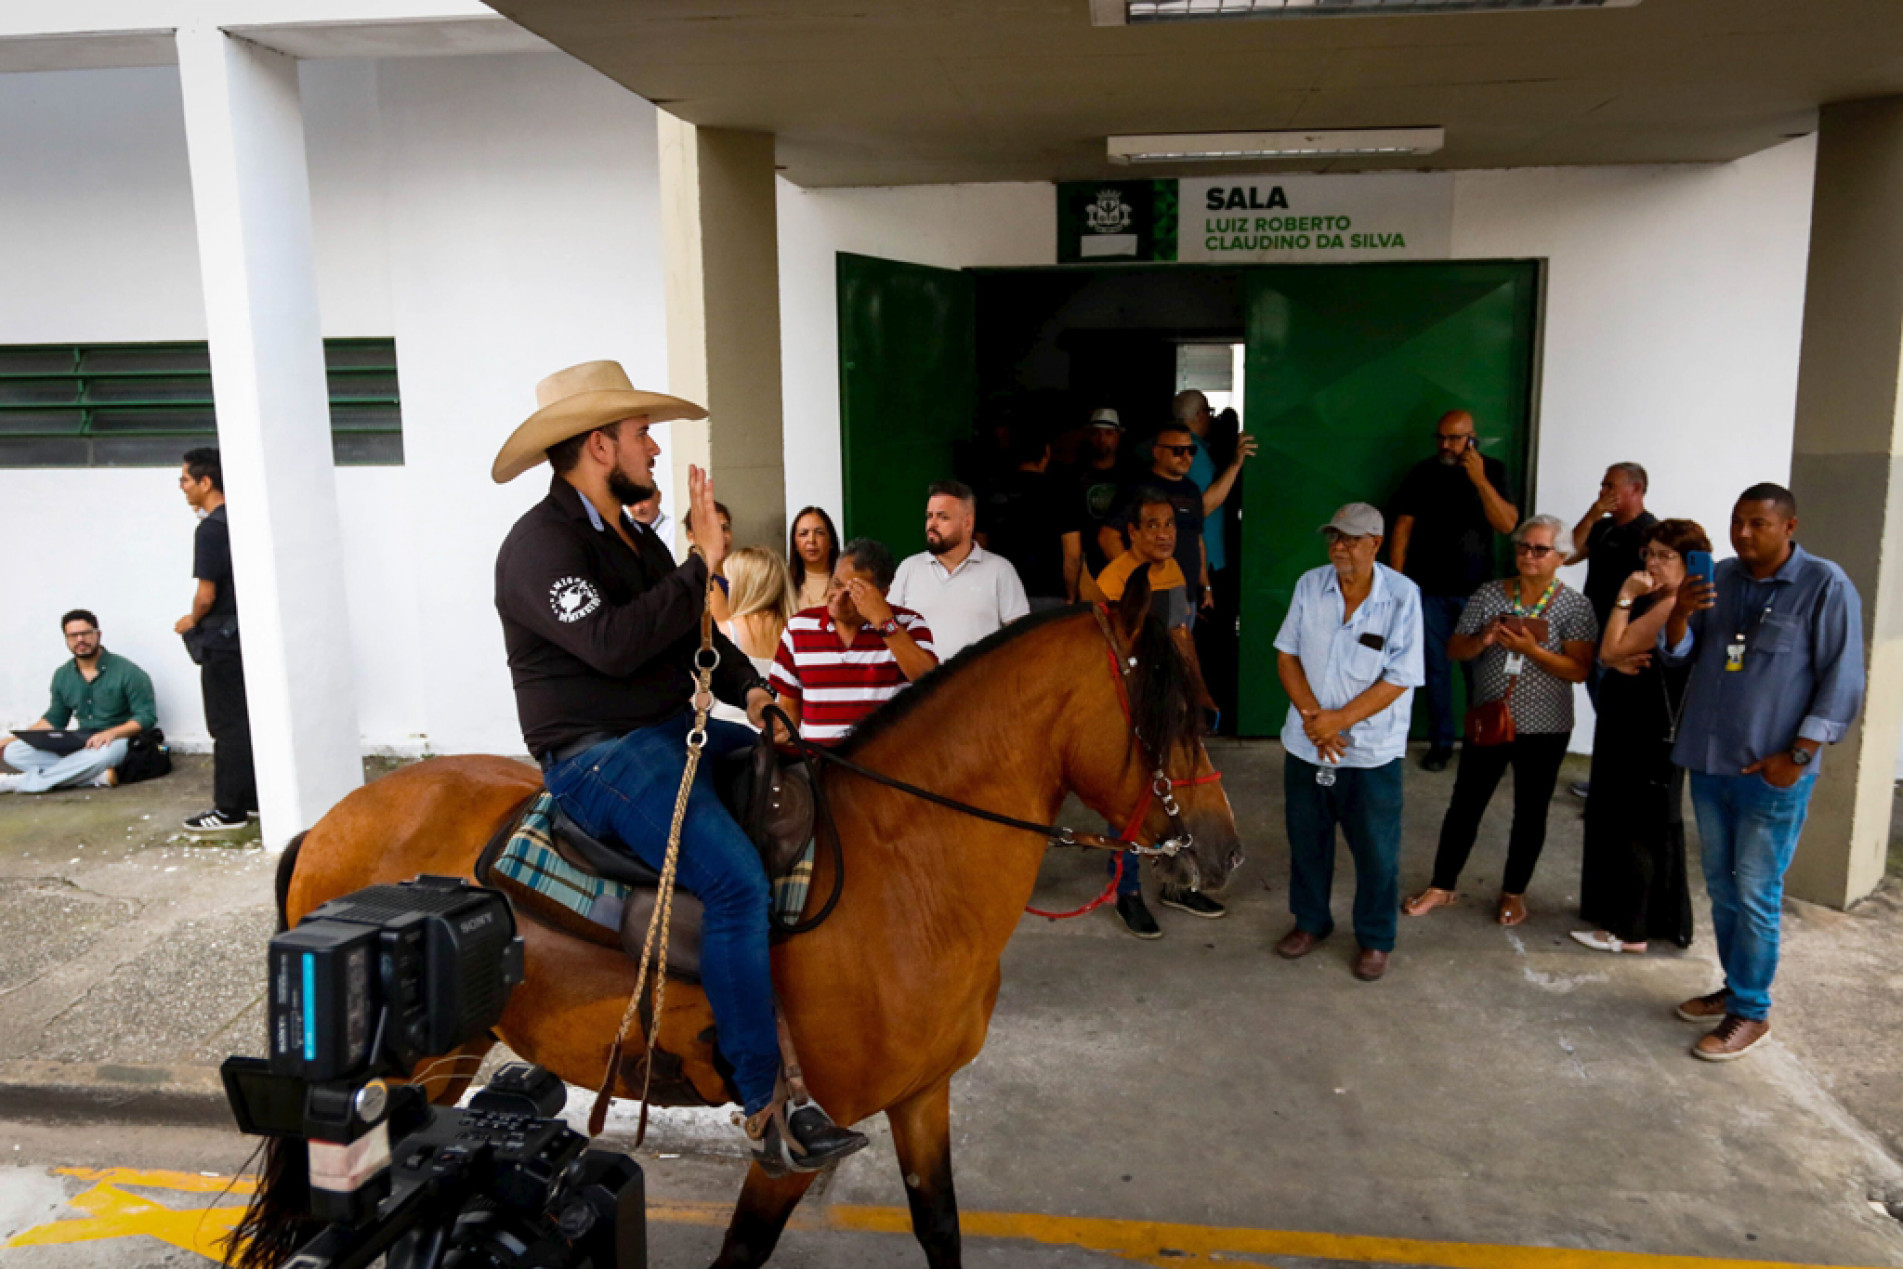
[7,729,98,756]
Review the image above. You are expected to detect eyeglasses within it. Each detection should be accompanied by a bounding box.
[1640,548,1681,562]
[1514,544,1556,557]
[1155,444,1196,457]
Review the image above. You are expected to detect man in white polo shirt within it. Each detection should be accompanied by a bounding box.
[889,480,1030,661]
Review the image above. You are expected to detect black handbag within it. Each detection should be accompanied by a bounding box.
[119,728,172,785]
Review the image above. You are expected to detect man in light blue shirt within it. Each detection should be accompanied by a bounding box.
[1272,503,1424,982]
[1662,483,1864,1061]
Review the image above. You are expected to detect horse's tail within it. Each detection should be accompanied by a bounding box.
[226,832,317,1269]
[273,831,305,933]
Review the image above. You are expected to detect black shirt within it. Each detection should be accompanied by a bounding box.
[1109,473,1206,593]
[192,504,241,650]
[982,468,1068,600]
[1390,455,1515,597]
[1070,462,1125,577]
[1582,511,1658,629]
[496,476,762,759]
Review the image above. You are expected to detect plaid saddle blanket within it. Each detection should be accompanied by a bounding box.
[480,791,814,948]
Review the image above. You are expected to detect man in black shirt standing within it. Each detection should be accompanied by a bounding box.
[1388,410,1519,770]
[1100,422,1210,620]
[1568,461,1657,687]
[176,448,257,832]
[1065,408,1126,596]
[981,427,1068,610]
[492,359,864,1173]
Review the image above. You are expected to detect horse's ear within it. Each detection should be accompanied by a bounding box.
[1112,565,1153,643]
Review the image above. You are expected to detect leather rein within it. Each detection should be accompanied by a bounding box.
[783,603,1221,925]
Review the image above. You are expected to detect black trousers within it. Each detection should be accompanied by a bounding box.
[201,648,258,816]
[1430,731,1569,896]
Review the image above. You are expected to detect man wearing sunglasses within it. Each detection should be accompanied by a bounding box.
[1099,423,1211,625]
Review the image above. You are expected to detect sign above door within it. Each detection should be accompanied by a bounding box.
[1058,172,1454,265]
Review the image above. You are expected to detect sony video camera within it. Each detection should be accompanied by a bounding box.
[222,875,647,1268]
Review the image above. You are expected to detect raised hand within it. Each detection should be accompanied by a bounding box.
[687,464,727,573]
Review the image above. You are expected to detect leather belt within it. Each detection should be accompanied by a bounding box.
[538,730,620,772]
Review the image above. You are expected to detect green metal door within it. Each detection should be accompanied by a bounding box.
[837,253,976,556]
[1237,261,1540,737]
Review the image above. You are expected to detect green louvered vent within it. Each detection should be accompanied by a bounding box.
[0,339,402,467]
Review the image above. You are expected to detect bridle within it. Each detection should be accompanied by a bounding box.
[787,603,1223,902]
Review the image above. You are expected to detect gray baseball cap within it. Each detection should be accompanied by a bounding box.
[1088,408,1123,430]
[1318,502,1384,538]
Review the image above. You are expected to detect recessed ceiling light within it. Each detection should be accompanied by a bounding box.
[1091,0,1639,25]
[1108,128,1445,163]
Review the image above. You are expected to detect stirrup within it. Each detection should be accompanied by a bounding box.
[742,1096,869,1177]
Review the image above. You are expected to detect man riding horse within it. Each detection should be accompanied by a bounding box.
[491,359,867,1172]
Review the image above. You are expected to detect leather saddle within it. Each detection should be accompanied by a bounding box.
[542,732,817,979]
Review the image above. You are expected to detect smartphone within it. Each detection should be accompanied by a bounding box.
[1686,550,1715,589]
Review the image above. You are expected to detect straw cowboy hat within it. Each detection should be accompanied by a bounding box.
[491,360,707,483]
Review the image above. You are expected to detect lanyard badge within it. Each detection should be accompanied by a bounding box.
[1724,637,1746,672]
[1503,652,1525,677]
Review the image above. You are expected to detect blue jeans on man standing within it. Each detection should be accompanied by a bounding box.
[1284,755,1404,952]
[544,713,780,1114]
[1419,593,1473,748]
[1688,770,1818,1021]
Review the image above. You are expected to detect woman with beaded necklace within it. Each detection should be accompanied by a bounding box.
[1404,514,1598,926]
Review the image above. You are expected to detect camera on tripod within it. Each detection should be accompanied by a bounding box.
[222,875,647,1268]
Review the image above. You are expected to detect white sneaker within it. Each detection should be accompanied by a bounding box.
[1570,928,1647,954]
[0,772,23,793]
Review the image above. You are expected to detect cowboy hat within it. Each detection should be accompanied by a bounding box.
[491,360,707,483]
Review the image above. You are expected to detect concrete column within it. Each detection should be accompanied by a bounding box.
[1786,97,1903,907]
[656,112,786,557]
[175,25,362,842]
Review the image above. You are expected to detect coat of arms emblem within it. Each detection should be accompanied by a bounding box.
[1083,188,1135,235]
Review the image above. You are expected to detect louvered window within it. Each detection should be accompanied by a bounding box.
[0,339,402,467]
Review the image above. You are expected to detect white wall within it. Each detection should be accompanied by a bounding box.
[0,53,666,755]
[775,181,1056,526]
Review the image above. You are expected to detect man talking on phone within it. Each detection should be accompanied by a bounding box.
[1387,411,1519,771]
[1663,483,1864,1062]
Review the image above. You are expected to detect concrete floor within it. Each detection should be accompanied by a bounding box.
[2,747,1901,1267]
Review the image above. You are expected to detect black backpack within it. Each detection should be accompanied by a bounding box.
[119,728,172,785]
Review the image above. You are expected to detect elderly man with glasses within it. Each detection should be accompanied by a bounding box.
[1272,505,1424,981]
[1,609,157,794]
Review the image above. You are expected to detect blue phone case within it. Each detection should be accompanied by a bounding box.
[1686,550,1714,587]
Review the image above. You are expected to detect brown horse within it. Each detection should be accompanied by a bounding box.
[242,592,1242,1268]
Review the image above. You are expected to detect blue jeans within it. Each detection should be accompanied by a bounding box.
[4,738,128,792]
[544,714,778,1114]
[1284,755,1404,952]
[1110,834,1142,897]
[1420,593,1475,748]
[1688,770,1817,1021]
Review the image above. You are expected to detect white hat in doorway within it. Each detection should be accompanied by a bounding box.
[1088,408,1123,430]
[492,360,707,484]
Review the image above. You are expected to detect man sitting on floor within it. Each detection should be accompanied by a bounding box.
[772,537,937,747]
[2,609,157,794]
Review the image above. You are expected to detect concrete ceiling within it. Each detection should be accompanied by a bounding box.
[484,0,1903,187]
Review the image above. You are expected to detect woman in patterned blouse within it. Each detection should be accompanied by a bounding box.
[1404,514,1599,926]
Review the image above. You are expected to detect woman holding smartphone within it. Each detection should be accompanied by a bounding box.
[1404,514,1598,926]
[1572,519,1710,953]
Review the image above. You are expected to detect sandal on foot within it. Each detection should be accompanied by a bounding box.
[1402,887,1457,917]
[1570,929,1646,954]
[1496,893,1528,927]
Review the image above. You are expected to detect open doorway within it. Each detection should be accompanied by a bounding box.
[837,254,1540,737]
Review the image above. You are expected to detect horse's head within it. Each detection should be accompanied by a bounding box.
[1071,574,1244,895]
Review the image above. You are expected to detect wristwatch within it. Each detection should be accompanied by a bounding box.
[877,616,901,637]
[1787,746,1814,767]
[1615,597,1635,610]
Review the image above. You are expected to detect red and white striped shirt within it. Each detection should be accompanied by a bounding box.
[770,606,935,746]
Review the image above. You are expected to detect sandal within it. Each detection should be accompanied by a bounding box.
[1570,929,1646,954]
[1496,893,1528,927]
[1401,887,1457,917]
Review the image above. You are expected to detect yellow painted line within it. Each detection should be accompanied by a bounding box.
[8,1169,249,1260]
[648,1199,1890,1269]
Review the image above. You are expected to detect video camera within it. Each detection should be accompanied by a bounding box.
[222,875,647,1268]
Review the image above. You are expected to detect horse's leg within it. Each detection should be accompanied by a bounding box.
[711,1165,820,1269]
[887,1079,960,1269]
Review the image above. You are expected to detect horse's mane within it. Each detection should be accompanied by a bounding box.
[835,596,1197,766]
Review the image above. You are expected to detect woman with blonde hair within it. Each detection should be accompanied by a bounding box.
[710,546,796,730]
